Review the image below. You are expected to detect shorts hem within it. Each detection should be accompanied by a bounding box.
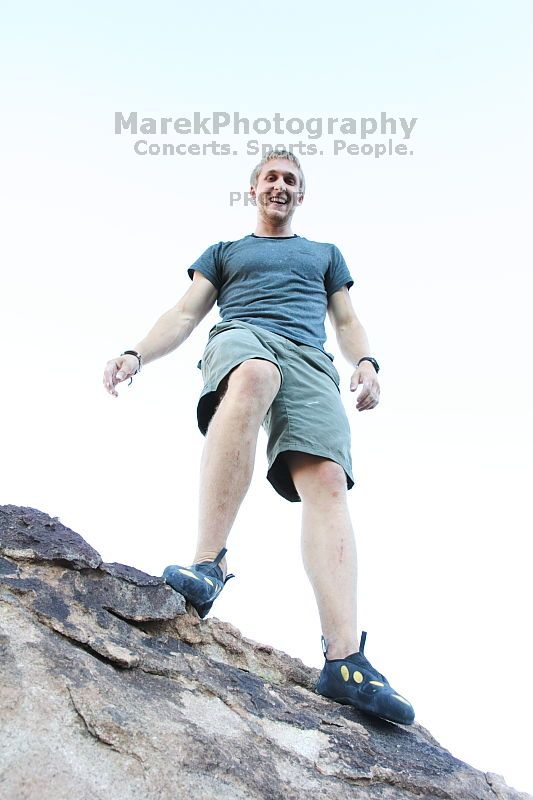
[266,440,355,503]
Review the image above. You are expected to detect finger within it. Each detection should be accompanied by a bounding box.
[107,367,117,393]
[358,391,378,410]
[350,371,361,392]
[104,363,119,396]
[357,379,372,402]
[357,385,376,409]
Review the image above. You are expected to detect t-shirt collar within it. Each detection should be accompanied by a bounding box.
[250,233,298,239]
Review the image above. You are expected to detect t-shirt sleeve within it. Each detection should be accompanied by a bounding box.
[187,242,222,291]
[325,245,354,297]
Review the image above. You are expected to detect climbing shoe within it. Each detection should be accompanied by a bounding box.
[162,546,235,619]
[315,630,415,725]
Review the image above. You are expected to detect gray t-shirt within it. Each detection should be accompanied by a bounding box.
[187,233,354,361]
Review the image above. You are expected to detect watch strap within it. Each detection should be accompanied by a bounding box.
[357,356,380,373]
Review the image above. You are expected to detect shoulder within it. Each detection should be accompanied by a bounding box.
[197,236,249,261]
[297,237,344,260]
[213,234,255,254]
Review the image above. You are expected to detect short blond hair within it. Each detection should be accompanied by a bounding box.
[250,149,305,194]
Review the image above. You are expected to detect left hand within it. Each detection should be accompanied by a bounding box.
[350,363,380,411]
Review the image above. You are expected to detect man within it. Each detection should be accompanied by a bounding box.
[102,150,415,725]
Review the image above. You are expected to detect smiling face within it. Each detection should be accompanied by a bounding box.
[250,158,304,228]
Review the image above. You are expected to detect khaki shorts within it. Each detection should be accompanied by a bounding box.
[196,320,355,503]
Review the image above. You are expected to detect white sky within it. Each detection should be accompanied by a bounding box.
[1,1,532,793]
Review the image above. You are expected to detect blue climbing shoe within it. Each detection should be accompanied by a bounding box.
[162,547,235,619]
[316,631,415,725]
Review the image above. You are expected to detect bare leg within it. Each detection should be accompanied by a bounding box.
[193,359,281,579]
[284,452,359,659]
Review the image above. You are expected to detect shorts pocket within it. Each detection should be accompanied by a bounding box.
[208,323,221,341]
[298,344,341,388]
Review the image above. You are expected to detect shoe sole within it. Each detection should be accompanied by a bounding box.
[318,691,414,725]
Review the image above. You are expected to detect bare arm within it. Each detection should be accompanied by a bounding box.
[327,286,380,411]
[327,287,370,364]
[103,271,217,396]
[133,271,218,365]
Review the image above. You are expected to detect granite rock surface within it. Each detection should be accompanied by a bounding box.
[0,504,530,800]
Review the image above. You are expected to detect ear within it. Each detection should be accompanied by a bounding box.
[249,184,258,206]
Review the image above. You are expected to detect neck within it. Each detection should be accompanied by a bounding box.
[254,217,294,237]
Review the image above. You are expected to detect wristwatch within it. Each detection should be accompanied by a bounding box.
[357,356,380,373]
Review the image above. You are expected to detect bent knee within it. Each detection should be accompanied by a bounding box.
[286,453,347,497]
[229,358,282,399]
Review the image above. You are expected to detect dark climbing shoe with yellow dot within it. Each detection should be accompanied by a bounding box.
[315,630,415,725]
[162,547,235,619]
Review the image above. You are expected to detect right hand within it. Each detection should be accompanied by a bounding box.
[103,354,140,397]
